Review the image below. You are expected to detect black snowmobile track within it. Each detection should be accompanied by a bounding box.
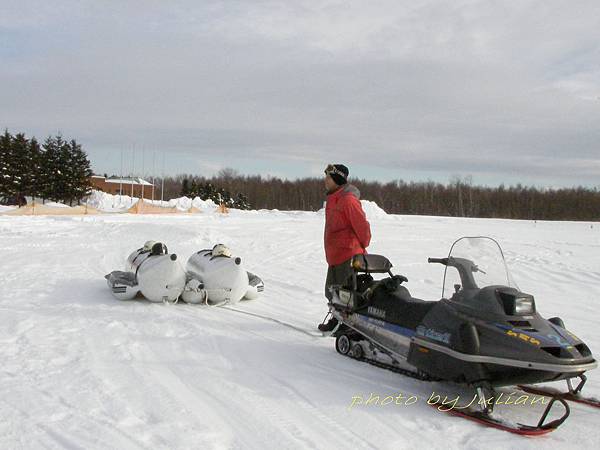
[351,346,432,381]
[339,333,433,381]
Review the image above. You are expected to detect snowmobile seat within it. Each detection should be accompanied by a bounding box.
[351,254,393,274]
[367,276,437,330]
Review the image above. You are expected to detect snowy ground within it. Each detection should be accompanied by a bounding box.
[0,207,599,449]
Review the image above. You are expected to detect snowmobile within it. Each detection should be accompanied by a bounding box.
[327,236,598,434]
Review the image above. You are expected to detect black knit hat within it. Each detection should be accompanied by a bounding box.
[324,164,349,186]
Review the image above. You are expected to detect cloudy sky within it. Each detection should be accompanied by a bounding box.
[2,1,599,187]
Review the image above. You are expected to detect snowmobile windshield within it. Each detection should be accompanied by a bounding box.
[442,236,518,299]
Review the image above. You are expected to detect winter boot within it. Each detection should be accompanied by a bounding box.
[318,317,339,332]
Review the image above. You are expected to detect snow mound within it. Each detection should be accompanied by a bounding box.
[86,190,137,212]
[85,190,386,217]
[43,201,71,208]
[167,196,217,211]
[316,200,388,220]
[361,200,388,219]
[86,190,219,213]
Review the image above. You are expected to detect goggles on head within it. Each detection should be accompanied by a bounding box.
[324,164,346,178]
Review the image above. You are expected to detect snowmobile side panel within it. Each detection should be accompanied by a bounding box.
[412,337,597,374]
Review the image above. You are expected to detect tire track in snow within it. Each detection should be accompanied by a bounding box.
[130,329,310,449]
[158,301,444,449]
[131,302,376,448]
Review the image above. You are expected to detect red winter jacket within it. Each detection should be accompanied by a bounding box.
[324,184,371,266]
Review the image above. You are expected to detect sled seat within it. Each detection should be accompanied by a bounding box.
[105,271,137,287]
[104,271,140,301]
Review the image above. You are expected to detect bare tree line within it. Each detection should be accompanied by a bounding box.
[145,169,600,221]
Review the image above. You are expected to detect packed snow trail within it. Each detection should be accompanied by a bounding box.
[1,211,599,449]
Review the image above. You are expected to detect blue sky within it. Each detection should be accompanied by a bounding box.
[2,1,599,187]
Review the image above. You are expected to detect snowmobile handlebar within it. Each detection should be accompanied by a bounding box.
[428,257,448,265]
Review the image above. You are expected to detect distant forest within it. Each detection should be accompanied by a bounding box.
[160,169,600,221]
[2,127,598,220]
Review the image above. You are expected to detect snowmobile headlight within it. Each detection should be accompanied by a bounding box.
[514,296,535,315]
[498,291,536,315]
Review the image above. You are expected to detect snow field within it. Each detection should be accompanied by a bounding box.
[0,209,599,449]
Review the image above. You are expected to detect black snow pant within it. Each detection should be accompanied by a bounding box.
[324,258,354,301]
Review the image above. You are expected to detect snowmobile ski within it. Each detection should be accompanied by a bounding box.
[335,326,570,435]
[517,382,600,409]
[429,396,570,436]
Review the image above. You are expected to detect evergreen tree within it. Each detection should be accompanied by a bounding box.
[233,193,251,210]
[68,139,92,205]
[181,178,190,196]
[198,182,215,201]
[0,130,12,203]
[192,182,198,198]
[0,131,90,206]
[27,138,44,201]
[213,187,231,205]
[57,138,76,204]
[6,133,29,205]
[40,135,63,202]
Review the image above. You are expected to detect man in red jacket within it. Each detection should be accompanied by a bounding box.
[318,164,371,331]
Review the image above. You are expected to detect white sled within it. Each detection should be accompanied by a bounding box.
[105,241,187,303]
[183,245,264,305]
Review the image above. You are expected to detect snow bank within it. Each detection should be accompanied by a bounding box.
[15,191,386,218]
[86,190,219,213]
[317,199,388,220]
[167,196,218,211]
[1,204,100,215]
[360,200,388,219]
[43,201,71,208]
[86,190,137,212]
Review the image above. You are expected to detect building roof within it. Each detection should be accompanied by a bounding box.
[92,175,152,186]
[104,177,154,186]
[90,175,155,186]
